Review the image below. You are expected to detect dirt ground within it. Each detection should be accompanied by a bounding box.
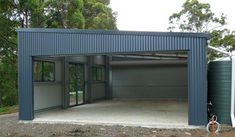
[1,113,235,137]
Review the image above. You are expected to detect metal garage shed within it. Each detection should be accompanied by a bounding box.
[17,29,210,125]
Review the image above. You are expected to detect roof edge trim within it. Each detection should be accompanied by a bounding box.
[16,28,211,39]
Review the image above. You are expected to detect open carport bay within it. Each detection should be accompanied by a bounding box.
[33,53,189,127]
[34,100,188,127]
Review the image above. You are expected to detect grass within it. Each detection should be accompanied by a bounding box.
[0,105,18,115]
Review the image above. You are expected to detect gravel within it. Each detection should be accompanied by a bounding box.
[1,113,235,137]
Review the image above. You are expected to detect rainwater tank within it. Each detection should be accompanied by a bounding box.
[208,59,231,124]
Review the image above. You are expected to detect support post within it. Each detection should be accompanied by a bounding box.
[62,57,69,109]
[87,56,92,103]
[105,55,111,99]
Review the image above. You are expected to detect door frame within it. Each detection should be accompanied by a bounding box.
[68,62,86,107]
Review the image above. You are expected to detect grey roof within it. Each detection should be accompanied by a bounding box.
[16,28,211,39]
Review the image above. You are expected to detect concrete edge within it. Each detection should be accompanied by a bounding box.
[0,113,18,118]
[19,120,204,129]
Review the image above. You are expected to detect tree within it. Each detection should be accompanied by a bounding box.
[0,0,117,29]
[168,0,235,59]
[43,0,117,29]
[42,0,85,28]
[83,0,117,29]
[0,14,18,107]
[168,0,226,32]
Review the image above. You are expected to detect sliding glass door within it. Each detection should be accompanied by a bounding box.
[69,63,85,106]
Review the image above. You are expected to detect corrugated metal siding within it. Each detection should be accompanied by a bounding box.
[17,29,209,125]
[112,65,188,99]
[18,32,34,120]
[187,40,208,125]
[20,31,207,56]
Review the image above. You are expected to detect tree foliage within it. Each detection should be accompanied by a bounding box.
[168,0,226,32]
[168,0,235,60]
[42,0,85,28]
[0,14,18,107]
[0,0,117,107]
[0,0,117,29]
[83,0,117,29]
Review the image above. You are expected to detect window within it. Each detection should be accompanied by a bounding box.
[92,66,104,81]
[33,60,55,82]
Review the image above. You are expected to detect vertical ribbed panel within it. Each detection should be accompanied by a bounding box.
[25,32,206,56]
[187,38,208,125]
[18,32,33,120]
[17,29,209,125]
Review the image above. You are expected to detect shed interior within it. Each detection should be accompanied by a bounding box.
[33,51,189,126]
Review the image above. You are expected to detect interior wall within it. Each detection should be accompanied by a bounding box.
[91,55,106,100]
[93,55,106,65]
[67,56,87,63]
[34,59,62,111]
[111,65,188,100]
[34,83,62,110]
[91,83,106,100]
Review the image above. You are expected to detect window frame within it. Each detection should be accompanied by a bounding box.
[33,60,55,82]
[92,66,104,81]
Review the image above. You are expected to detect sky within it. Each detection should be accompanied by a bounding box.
[110,0,235,32]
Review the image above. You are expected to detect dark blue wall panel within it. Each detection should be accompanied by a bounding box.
[18,33,34,120]
[17,29,210,125]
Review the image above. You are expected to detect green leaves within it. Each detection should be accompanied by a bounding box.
[168,0,226,32]
[210,30,235,50]
[36,0,117,29]
[0,14,17,71]
[83,0,117,29]
[0,71,17,107]
[69,10,85,28]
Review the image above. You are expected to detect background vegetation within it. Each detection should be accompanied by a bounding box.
[0,0,116,108]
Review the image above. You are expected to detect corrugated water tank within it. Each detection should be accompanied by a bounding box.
[208,59,231,124]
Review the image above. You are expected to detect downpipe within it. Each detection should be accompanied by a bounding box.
[231,51,235,127]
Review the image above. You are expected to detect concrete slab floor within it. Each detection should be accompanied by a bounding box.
[33,100,195,128]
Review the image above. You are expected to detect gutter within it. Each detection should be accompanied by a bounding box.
[208,45,231,56]
[208,45,235,127]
